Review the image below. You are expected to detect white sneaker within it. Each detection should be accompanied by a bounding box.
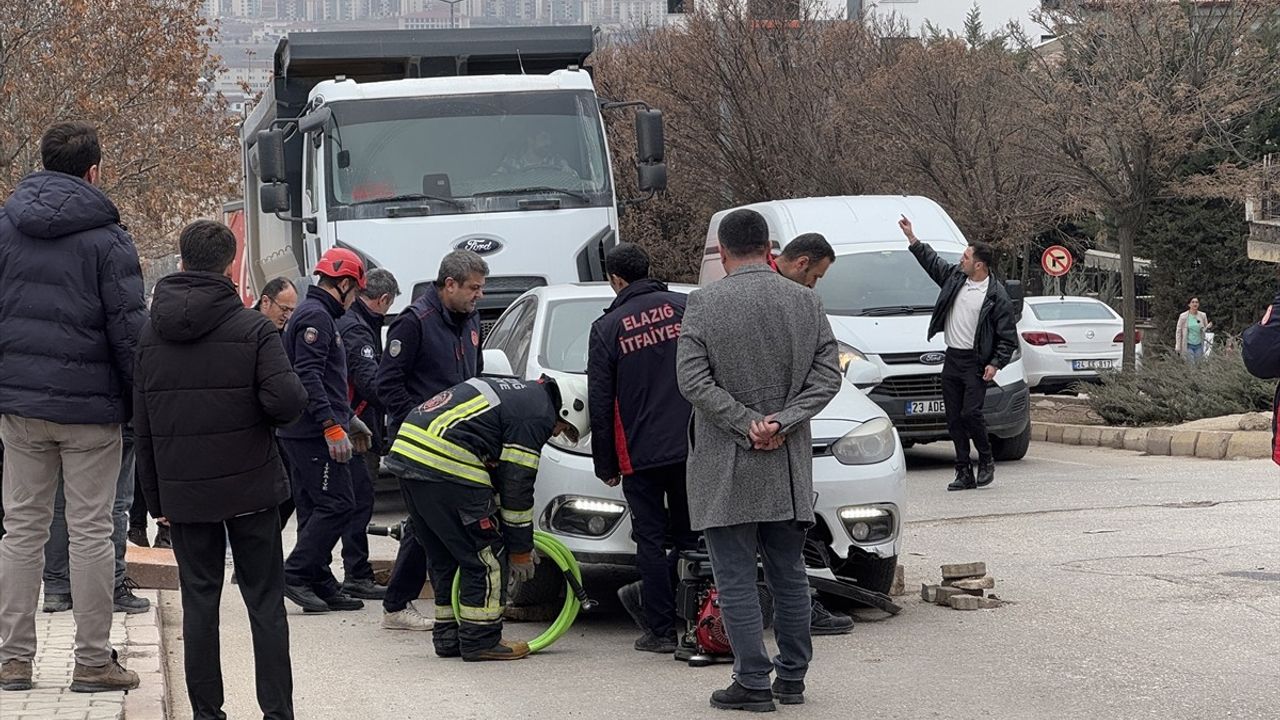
[382,604,435,631]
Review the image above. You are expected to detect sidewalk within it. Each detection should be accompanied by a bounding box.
[0,591,167,720]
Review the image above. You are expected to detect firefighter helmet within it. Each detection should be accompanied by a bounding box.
[313,248,367,290]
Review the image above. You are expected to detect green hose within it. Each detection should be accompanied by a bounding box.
[451,530,589,653]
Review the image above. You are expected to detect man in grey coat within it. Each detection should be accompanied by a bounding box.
[677,208,842,712]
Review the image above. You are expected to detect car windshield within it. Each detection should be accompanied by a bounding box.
[1030,302,1117,322]
[541,299,608,372]
[325,90,611,218]
[816,248,962,316]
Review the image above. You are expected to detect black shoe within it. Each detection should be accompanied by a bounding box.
[113,579,150,614]
[617,580,646,632]
[771,678,806,705]
[152,525,172,549]
[284,584,330,613]
[126,527,149,548]
[320,592,364,612]
[976,458,995,487]
[42,593,72,613]
[342,578,387,600]
[634,631,678,653]
[462,639,530,662]
[947,466,977,491]
[810,600,853,636]
[710,681,776,713]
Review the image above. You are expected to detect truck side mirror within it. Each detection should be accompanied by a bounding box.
[260,183,290,214]
[635,109,665,163]
[637,163,668,194]
[297,106,332,135]
[1006,279,1024,323]
[256,129,287,184]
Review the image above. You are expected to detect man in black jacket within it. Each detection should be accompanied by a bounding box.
[0,122,145,694]
[334,268,400,600]
[588,244,698,653]
[899,216,1018,491]
[135,220,307,720]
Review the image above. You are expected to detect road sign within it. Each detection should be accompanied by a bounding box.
[1042,245,1073,277]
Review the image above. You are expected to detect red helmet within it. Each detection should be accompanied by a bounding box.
[313,248,366,289]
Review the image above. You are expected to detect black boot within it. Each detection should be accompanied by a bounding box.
[152,524,172,549]
[771,678,806,705]
[710,681,776,712]
[810,599,853,636]
[976,458,995,487]
[947,465,976,491]
[284,584,330,613]
[126,527,149,548]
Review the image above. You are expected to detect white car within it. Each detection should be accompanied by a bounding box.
[479,282,907,601]
[1018,295,1142,393]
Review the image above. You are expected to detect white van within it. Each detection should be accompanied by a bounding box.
[700,196,1031,460]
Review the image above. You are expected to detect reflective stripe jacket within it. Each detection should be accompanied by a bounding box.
[385,376,558,554]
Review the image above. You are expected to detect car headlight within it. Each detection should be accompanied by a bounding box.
[837,505,894,543]
[838,342,866,375]
[548,431,592,456]
[830,417,896,466]
[543,495,628,538]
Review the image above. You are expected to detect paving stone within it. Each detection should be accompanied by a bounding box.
[1098,427,1126,449]
[1169,430,1200,457]
[933,586,969,605]
[1030,422,1048,442]
[940,562,986,580]
[1078,427,1102,446]
[1145,428,1174,456]
[949,594,1002,610]
[1061,425,1083,445]
[1194,431,1232,460]
[1227,431,1273,460]
[890,565,905,597]
[1045,424,1065,443]
[126,625,159,648]
[124,546,179,590]
[946,576,995,590]
[920,583,941,602]
[1123,428,1149,452]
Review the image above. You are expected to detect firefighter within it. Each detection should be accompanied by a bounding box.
[278,247,373,614]
[384,372,588,662]
[375,250,487,631]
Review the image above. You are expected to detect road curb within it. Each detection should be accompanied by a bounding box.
[1031,421,1272,460]
[123,590,169,720]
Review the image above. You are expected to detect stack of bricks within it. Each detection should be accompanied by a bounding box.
[919,562,1001,610]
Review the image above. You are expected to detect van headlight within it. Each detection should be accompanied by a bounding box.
[544,495,628,538]
[548,431,592,456]
[830,418,896,465]
[838,505,894,543]
[837,342,866,375]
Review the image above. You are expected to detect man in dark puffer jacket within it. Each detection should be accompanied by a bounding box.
[134,220,306,720]
[0,122,145,694]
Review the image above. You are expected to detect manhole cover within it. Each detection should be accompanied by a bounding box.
[1220,570,1280,581]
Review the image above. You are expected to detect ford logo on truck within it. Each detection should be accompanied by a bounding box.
[456,237,502,255]
[920,352,945,365]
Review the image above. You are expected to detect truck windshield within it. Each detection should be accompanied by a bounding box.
[326,90,611,217]
[817,248,963,316]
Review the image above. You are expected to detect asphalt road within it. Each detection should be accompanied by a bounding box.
[159,442,1280,719]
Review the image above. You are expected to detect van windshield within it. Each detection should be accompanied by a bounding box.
[817,248,962,316]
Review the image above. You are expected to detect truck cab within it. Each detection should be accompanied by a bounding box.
[700,196,1032,461]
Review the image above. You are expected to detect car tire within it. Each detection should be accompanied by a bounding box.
[508,558,565,607]
[990,423,1031,462]
[834,552,897,596]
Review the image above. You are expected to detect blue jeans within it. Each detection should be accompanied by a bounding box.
[1186,343,1205,362]
[44,430,134,593]
[703,520,812,691]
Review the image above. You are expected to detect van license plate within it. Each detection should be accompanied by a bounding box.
[1072,359,1115,371]
[906,400,945,415]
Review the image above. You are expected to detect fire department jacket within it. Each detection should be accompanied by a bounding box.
[278,286,351,440]
[587,278,691,480]
[337,299,387,452]
[385,376,559,554]
[376,288,483,428]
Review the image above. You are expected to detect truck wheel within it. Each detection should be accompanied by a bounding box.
[990,423,1031,461]
[834,553,897,596]
[508,559,565,607]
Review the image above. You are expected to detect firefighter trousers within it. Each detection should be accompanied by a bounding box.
[401,477,506,656]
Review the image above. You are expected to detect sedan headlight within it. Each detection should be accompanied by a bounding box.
[830,418,896,466]
[544,495,628,538]
[838,505,894,543]
[837,342,866,375]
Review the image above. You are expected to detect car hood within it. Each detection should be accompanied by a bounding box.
[826,314,943,355]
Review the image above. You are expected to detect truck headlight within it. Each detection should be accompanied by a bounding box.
[544,495,627,538]
[830,418,896,465]
[837,342,867,375]
[838,505,894,543]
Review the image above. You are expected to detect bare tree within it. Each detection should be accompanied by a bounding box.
[0,0,238,258]
[1019,0,1280,369]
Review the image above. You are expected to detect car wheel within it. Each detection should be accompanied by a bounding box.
[990,423,1031,461]
[834,552,897,596]
[508,558,565,607]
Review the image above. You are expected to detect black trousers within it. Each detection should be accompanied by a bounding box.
[170,509,293,720]
[402,478,505,656]
[382,515,428,613]
[280,437,354,598]
[276,438,294,531]
[941,348,992,468]
[338,451,376,582]
[621,463,700,637]
[129,474,148,530]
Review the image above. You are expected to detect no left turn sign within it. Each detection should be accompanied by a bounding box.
[1042,245,1073,277]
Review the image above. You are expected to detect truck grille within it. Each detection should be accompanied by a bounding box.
[875,374,943,399]
[880,352,936,365]
[894,415,949,434]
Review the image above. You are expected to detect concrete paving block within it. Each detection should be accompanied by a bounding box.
[1030,422,1048,442]
[890,565,905,597]
[1045,424,1065,444]
[1079,427,1103,446]
[1098,427,1126,449]
[122,680,166,720]
[1145,428,1174,456]
[126,624,159,648]
[1169,430,1200,457]
[949,594,1002,610]
[933,586,968,605]
[948,576,995,590]
[124,546,179,591]
[1227,431,1273,460]
[1124,428,1149,452]
[941,562,986,579]
[1194,431,1232,460]
[920,583,941,602]
[1061,425,1083,445]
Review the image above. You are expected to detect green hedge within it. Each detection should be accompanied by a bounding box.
[1085,349,1275,426]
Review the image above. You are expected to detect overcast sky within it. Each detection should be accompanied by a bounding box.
[865,1,1044,37]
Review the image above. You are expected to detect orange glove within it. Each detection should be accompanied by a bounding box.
[324,425,353,463]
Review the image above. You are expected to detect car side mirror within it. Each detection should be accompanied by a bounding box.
[481,348,516,378]
[1006,279,1024,323]
[846,358,883,393]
